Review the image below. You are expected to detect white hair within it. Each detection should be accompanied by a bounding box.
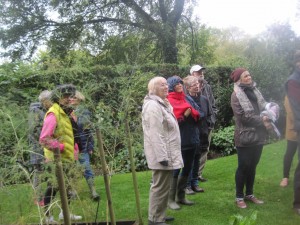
[147,76,166,95]
[38,90,52,102]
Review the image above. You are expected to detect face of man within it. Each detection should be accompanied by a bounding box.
[192,69,205,81]
[42,99,52,110]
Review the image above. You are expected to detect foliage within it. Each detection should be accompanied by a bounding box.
[205,66,234,128]
[229,211,258,225]
[108,145,148,174]
[211,126,235,156]
[177,22,216,66]
[209,27,251,67]
[0,0,193,63]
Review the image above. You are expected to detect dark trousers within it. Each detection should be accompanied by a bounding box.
[187,151,201,187]
[283,140,300,178]
[43,162,76,216]
[294,157,300,208]
[173,147,196,178]
[44,184,72,216]
[235,145,263,199]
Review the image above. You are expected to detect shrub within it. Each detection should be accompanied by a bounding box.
[211,126,235,156]
[229,210,258,225]
[107,145,148,174]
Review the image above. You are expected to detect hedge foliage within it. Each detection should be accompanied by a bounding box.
[0,60,288,184]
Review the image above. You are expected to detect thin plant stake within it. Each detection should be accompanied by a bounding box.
[96,128,116,225]
[125,116,143,225]
[54,148,71,225]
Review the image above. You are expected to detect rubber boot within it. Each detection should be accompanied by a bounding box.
[176,176,194,205]
[168,177,180,210]
[87,178,100,201]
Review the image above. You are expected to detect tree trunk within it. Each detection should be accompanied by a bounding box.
[159,24,178,64]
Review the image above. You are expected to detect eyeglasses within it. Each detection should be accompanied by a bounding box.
[190,82,199,87]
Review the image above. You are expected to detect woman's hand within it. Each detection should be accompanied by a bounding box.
[184,108,191,117]
[262,116,273,130]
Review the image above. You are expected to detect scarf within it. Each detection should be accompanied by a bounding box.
[234,82,266,113]
[60,104,83,151]
[167,92,200,121]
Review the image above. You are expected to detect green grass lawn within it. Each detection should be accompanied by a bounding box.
[0,140,299,224]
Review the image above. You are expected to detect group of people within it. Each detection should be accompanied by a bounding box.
[28,51,300,225]
[142,52,300,225]
[142,65,217,225]
[28,84,99,223]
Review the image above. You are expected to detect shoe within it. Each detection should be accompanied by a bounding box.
[198,176,207,182]
[44,215,58,224]
[68,190,77,200]
[59,212,82,220]
[236,200,247,209]
[191,185,204,193]
[294,208,300,216]
[185,187,195,195]
[165,216,174,221]
[280,178,288,187]
[245,195,264,204]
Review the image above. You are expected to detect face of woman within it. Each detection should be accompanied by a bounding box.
[239,71,252,85]
[156,79,169,99]
[70,96,80,106]
[174,83,183,93]
[188,81,199,95]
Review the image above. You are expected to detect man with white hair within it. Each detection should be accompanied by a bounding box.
[190,65,218,183]
[28,90,52,206]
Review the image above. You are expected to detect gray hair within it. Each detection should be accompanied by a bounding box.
[38,90,52,102]
[183,75,198,88]
[75,90,85,101]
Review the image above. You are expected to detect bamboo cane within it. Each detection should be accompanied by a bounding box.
[124,116,143,225]
[96,128,116,225]
[54,148,71,225]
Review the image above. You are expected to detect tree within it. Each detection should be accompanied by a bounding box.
[0,0,193,64]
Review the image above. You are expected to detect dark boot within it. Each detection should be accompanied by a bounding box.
[176,176,194,205]
[168,177,180,210]
[87,178,100,201]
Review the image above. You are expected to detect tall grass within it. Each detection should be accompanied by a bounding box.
[0,140,299,224]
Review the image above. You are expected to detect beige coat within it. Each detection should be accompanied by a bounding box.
[142,94,183,170]
[284,96,298,141]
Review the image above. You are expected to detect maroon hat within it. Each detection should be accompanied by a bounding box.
[230,68,247,82]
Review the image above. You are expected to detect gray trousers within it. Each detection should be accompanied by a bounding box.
[148,170,172,222]
[198,129,213,176]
